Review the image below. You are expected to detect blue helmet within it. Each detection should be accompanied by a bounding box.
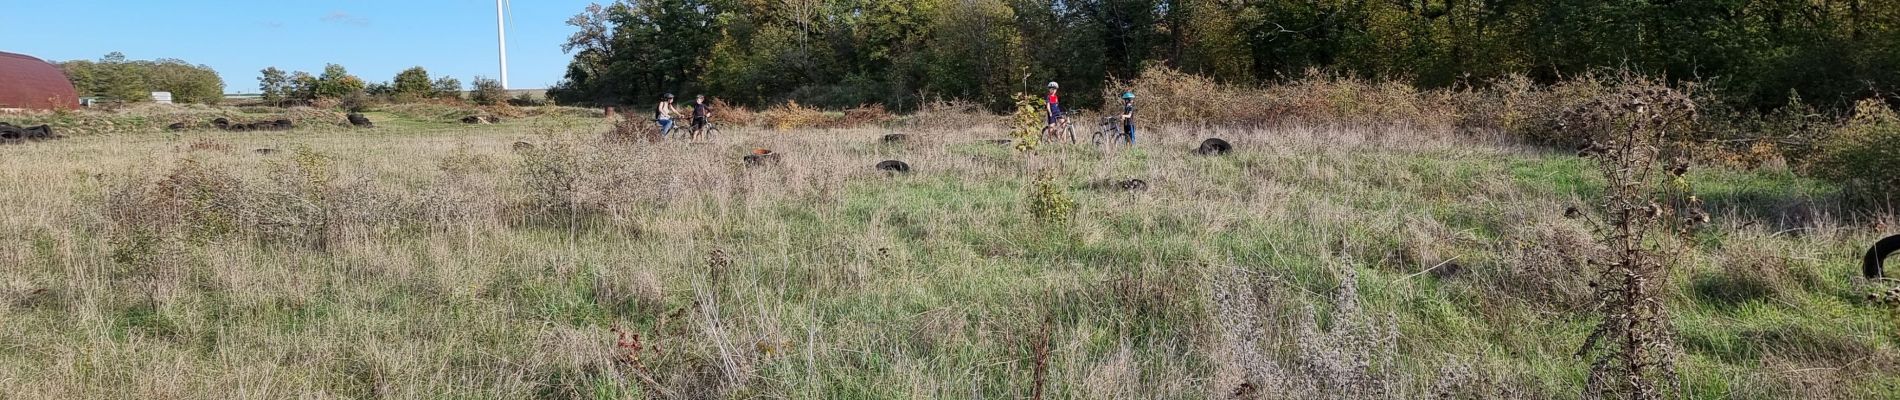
[1121,92,1135,99]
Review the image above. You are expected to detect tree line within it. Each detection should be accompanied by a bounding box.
[60,52,224,104]
[56,53,520,108]
[548,0,1900,113]
[256,65,512,107]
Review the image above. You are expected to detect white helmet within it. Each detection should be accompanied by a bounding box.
[1046,81,1059,89]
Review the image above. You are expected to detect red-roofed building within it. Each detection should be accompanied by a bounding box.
[0,51,80,111]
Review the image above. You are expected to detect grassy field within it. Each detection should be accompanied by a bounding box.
[0,110,1895,399]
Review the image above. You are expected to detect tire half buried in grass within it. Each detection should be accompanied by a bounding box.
[744,150,781,167]
[1864,234,1900,279]
[875,160,910,173]
[1196,138,1232,155]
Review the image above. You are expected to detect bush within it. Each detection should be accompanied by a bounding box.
[760,100,828,131]
[392,67,435,98]
[1026,171,1074,225]
[471,77,506,106]
[433,77,464,100]
[1808,99,1900,207]
[508,92,548,107]
[1009,93,1043,152]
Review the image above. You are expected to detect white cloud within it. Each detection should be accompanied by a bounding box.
[320,11,370,27]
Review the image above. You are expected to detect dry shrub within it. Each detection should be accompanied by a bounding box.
[1806,99,1900,207]
[1492,221,1598,308]
[905,99,1000,130]
[520,105,607,119]
[104,149,402,256]
[481,104,527,119]
[833,104,893,128]
[182,139,232,153]
[1395,215,1458,273]
[516,141,587,220]
[421,146,502,225]
[1112,65,1458,129]
[708,98,759,127]
[1110,65,1241,126]
[1695,244,1808,305]
[106,159,247,245]
[382,102,488,123]
[593,268,664,315]
[1272,72,1458,128]
[605,118,658,144]
[1207,264,1406,398]
[760,100,830,131]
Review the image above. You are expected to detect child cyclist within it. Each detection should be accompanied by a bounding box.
[1042,82,1067,141]
[1119,91,1136,145]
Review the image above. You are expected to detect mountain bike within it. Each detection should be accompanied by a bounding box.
[690,117,723,141]
[655,119,677,140]
[1043,115,1076,144]
[1089,116,1132,148]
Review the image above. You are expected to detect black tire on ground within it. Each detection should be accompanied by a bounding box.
[254,148,279,155]
[1117,179,1148,191]
[875,160,911,173]
[167,122,189,131]
[23,125,54,139]
[512,141,536,152]
[882,134,908,143]
[347,113,374,128]
[1196,138,1233,155]
[1864,234,1900,279]
[212,118,232,129]
[744,153,782,167]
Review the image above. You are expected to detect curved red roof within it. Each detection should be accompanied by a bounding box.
[0,51,80,110]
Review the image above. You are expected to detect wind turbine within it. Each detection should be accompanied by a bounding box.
[496,0,510,89]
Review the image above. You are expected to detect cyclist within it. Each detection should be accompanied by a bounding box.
[656,93,679,138]
[690,94,712,139]
[1119,91,1136,145]
[1042,82,1067,141]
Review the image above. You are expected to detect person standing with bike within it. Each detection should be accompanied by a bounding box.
[1042,82,1071,143]
[1119,91,1136,145]
[656,93,680,139]
[690,94,712,140]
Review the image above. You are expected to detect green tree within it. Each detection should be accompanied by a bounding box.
[432,77,463,99]
[313,64,366,99]
[551,0,716,106]
[144,59,224,104]
[920,0,1024,108]
[259,67,291,106]
[392,67,434,100]
[289,71,319,102]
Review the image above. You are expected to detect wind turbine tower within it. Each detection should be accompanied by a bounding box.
[496,0,510,89]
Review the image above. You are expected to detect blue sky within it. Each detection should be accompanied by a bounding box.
[0,0,597,92]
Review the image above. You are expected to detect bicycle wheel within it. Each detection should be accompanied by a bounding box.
[1064,123,1078,144]
[1090,131,1107,147]
[705,125,721,140]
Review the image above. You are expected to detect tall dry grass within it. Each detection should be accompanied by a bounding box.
[0,105,1894,399]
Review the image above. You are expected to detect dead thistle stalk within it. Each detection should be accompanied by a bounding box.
[1570,81,1698,400]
